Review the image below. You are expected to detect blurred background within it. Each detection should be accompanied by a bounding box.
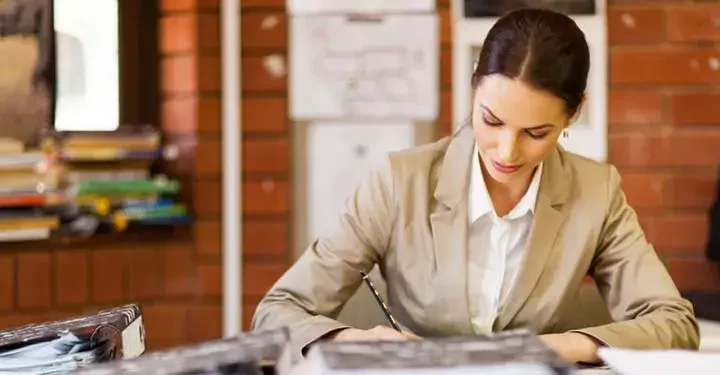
[0,0,717,354]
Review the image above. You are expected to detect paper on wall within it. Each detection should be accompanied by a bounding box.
[287,0,434,15]
[306,121,414,241]
[290,14,439,121]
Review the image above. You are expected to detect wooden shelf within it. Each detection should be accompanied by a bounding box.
[0,224,191,251]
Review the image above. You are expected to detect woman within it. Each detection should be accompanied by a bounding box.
[252,8,699,364]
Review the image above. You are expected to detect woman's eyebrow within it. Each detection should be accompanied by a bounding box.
[481,105,555,130]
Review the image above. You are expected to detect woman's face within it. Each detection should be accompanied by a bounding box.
[471,74,572,186]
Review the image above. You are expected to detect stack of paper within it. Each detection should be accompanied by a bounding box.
[598,347,720,375]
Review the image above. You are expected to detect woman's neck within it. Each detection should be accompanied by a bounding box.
[480,162,535,217]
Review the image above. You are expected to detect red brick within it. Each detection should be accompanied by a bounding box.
[618,171,666,209]
[242,56,288,92]
[608,7,665,45]
[242,263,286,297]
[91,249,126,303]
[665,258,720,292]
[159,0,194,11]
[242,0,284,9]
[243,179,289,215]
[439,90,452,136]
[608,89,663,127]
[666,172,718,209]
[0,255,14,310]
[186,305,221,342]
[611,48,720,86]
[198,13,220,50]
[160,0,218,11]
[127,248,164,300]
[142,304,186,342]
[439,7,452,45]
[17,253,51,309]
[160,14,196,53]
[194,219,221,257]
[243,303,257,331]
[199,55,221,93]
[644,215,709,254]
[162,97,196,135]
[667,4,720,42]
[242,12,287,50]
[163,244,196,296]
[669,91,720,125]
[609,132,720,167]
[242,98,287,134]
[198,96,221,133]
[55,251,88,306]
[161,55,197,94]
[193,179,221,216]
[242,138,289,173]
[195,137,221,176]
[197,263,221,297]
[243,220,288,257]
[441,47,451,89]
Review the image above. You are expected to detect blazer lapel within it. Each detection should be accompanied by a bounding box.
[495,147,571,330]
[428,126,475,334]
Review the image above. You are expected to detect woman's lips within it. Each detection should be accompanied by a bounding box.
[491,160,522,174]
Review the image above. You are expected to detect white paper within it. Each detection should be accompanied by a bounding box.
[54,0,120,131]
[290,15,439,121]
[288,0,434,15]
[598,347,720,375]
[306,122,414,240]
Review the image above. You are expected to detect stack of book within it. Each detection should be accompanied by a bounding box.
[50,127,190,236]
[0,137,61,242]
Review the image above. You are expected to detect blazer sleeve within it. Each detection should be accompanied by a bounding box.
[571,165,700,350]
[250,158,397,357]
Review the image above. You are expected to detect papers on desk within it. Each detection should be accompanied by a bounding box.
[598,347,720,375]
[0,332,111,374]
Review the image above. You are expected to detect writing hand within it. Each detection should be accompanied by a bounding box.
[539,332,602,364]
[329,325,421,342]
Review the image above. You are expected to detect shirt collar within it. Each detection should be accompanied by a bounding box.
[468,144,543,223]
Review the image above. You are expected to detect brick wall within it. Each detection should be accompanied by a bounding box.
[606,1,720,291]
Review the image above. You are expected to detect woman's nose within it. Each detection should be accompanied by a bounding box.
[497,132,519,163]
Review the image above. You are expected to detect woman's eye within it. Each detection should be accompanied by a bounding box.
[526,131,548,139]
[482,117,502,126]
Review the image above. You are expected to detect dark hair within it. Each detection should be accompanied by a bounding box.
[472,8,590,116]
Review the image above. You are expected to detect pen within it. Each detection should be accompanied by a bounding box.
[360,271,403,332]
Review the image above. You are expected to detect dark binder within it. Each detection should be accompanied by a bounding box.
[73,327,292,375]
[0,304,145,361]
[302,329,572,374]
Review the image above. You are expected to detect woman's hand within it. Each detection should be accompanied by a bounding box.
[328,325,421,342]
[539,332,602,364]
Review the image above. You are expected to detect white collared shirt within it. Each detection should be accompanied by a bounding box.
[467,145,542,334]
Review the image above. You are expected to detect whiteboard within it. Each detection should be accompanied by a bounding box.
[290,15,439,121]
[288,0,435,15]
[306,122,414,240]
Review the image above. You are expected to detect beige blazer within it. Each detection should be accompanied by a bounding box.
[251,125,699,357]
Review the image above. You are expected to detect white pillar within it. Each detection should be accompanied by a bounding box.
[221,0,242,337]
